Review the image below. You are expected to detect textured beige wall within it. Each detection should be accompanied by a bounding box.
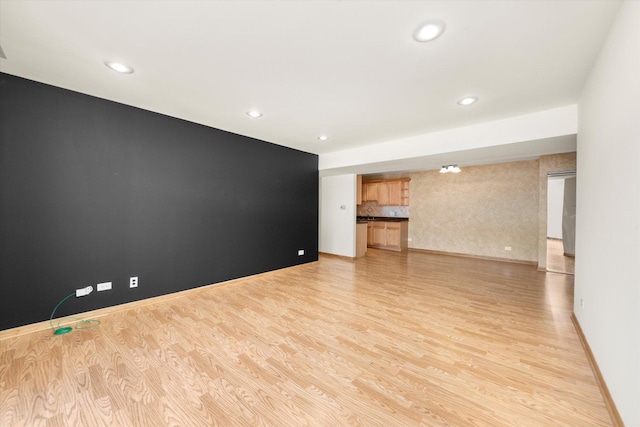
[537,152,577,268]
[409,160,540,262]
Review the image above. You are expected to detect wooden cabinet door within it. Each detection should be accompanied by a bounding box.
[367,222,373,245]
[388,181,402,205]
[365,183,378,201]
[356,175,362,205]
[356,223,367,257]
[372,222,387,246]
[385,223,401,249]
[377,182,389,206]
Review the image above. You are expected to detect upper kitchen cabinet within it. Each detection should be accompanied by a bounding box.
[364,182,378,202]
[377,182,390,205]
[388,181,402,206]
[362,178,410,206]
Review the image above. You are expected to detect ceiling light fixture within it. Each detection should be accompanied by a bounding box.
[317,135,329,141]
[414,20,446,42]
[246,110,263,118]
[457,97,478,106]
[104,61,134,74]
[440,165,461,174]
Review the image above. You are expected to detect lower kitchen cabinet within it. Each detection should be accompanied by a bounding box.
[372,222,387,246]
[385,222,402,249]
[356,222,368,258]
[366,221,408,252]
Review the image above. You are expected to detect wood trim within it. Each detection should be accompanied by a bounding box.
[545,269,574,276]
[0,262,318,341]
[571,314,625,427]
[408,247,537,266]
[362,178,411,184]
[367,245,402,252]
[318,252,356,261]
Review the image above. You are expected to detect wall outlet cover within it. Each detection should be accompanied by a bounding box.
[130,277,138,288]
[97,282,112,291]
[298,249,304,256]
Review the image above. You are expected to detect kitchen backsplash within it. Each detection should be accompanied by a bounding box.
[357,201,409,218]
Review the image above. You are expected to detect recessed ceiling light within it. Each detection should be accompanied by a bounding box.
[414,20,446,42]
[246,110,263,118]
[457,97,478,106]
[104,61,134,74]
[317,135,329,141]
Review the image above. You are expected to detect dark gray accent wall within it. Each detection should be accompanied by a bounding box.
[0,73,318,331]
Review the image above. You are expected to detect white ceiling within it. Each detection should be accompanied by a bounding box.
[0,0,620,158]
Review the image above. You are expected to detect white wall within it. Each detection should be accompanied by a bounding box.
[576,2,640,425]
[320,105,577,171]
[319,174,357,257]
[547,178,565,239]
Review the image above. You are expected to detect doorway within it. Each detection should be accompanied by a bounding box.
[546,172,576,274]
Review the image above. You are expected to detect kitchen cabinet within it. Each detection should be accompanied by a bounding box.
[356,222,367,257]
[356,175,363,205]
[361,179,410,206]
[366,220,409,252]
[388,181,402,206]
[385,222,402,249]
[377,182,389,205]
[365,183,378,202]
[372,222,387,246]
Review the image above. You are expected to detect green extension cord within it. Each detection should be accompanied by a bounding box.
[49,292,101,335]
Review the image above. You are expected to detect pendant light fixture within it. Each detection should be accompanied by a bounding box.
[440,165,461,174]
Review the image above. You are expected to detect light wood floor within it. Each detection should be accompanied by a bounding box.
[547,238,575,275]
[0,250,611,426]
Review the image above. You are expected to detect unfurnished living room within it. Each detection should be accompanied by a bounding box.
[0,1,638,426]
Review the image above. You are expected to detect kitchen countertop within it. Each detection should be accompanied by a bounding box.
[357,216,409,223]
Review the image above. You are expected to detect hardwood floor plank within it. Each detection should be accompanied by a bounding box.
[0,250,613,426]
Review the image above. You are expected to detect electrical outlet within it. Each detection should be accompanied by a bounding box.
[580,298,584,308]
[130,277,138,288]
[504,246,512,251]
[97,282,112,292]
[298,249,304,256]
